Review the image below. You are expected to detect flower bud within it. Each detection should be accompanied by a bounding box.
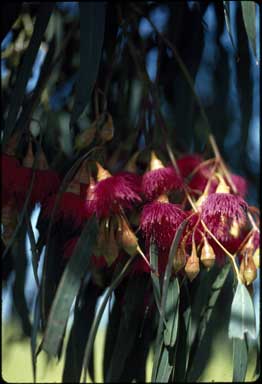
[150,151,164,171]
[157,194,169,203]
[253,248,259,269]
[74,123,97,150]
[66,180,80,195]
[243,256,257,286]
[200,237,216,269]
[37,147,49,170]
[125,152,139,173]
[229,219,240,238]
[117,217,138,256]
[1,204,17,245]
[5,131,20,156]
[104,223,119,266]
[75,160,90,184]
[100,113,114,142]
[185,240,199,281]
[96,162,111,181]
[215,174,230,194]
[173,247,186,273]
[23,140,34,168]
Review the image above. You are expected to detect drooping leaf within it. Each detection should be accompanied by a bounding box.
[241,1,257,60]
[119,307,154,383]
[149,240,161,313]
[103,291,123,380]
[70,2,106,131]
[25,210,40,287]
[187,263,232,381]
[155,345,173,383]
[232,337,248,382]
[152,218,188,381]
[106,275,149,382]
[81,256,134,383]
[3,4,54,145]
[62,278,102,383]
[228,282,256,340]
[41,217,98,357]
[163,278,179,347]
[223,1,238,56]
[11,222,32,337]
[31,292,41,383]
[198,263,231,343]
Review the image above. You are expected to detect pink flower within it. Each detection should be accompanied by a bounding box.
[92,173,142,218]
[200,193,248,242]
[230,174,248,198]
[140,200,187,273]
[142,166,182,201]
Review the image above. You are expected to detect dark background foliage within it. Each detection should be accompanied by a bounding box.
[1,1,260,382]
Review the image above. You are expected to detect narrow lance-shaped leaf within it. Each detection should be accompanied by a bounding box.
[41,217,98,357]
[223,1,238,56]
[3,4,54,145]
[163,278,179,347]
[62,277,102,383]
[241,1,257,60]
[228,282,256,340]
[152,218,188,381]
[155,345,173,383]
[149,240,161,313]
[232,337,248,382]
[81,256,134,383]
[70,2,106,131]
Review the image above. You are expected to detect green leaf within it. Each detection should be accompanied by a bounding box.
[149,240,161,313]
[103,293,122,379]
[41,217,98,357]
[163,278,179,347]
[228,282,256,340]
[152,218,188,381]
[70,2,106,130]
[198,263,231,344]
[31,292,41,383]
[11,223,32,337]
[3,4,54,145]
[232,337,248,382]
[241,1,257,60]
[81,256,134,383]
[106,275,149,382]
[155,345,173,383]
[62,278,102,383]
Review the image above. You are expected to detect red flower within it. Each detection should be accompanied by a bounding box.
[177,154,203,177]
[1,154,21,205]
[43,181,86,229]
[177,154,217,195]
[230,174,248,198]
[92,173,142,218]
[200,193,248,242]
[140,200,187,273]
[16,166,61,208]
[142,166,182,201]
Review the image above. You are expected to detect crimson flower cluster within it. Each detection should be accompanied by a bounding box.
[1,134,259,286]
